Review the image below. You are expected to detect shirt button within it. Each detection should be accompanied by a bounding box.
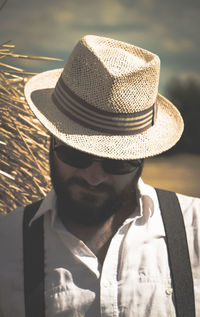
[166,288,173,295]
[103,281,110,288]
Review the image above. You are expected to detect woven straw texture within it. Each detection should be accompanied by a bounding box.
[63,35,160,113]
[25,35,184,159]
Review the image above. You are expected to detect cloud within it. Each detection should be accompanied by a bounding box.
[1,0,199,93]
[1,0,199,53]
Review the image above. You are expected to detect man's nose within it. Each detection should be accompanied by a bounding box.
[78,161,108,186]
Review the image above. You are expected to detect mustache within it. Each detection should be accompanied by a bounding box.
[64,177,114,194]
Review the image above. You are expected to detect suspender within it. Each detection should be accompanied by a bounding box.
[155,188,195,317]
[23,190,195,317]
[23,200,45,317]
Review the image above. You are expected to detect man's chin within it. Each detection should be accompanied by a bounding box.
[56,192,121,226]
[69,190,109,208]
[68,196,105,211]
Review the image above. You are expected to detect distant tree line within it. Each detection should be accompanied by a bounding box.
[165,77,200,155]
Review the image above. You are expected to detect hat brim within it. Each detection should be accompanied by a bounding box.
[24,69,184,160]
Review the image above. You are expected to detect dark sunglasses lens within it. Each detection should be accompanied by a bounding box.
[54,143,142,174]
[55,146,92,168]
[103,159,142,174]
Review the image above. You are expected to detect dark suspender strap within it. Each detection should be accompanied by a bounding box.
[23,199,45,317]
[155,188,195,317]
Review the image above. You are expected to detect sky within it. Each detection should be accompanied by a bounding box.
[1,0,200,94]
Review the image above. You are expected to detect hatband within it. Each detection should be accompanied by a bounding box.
[52,76,157,135]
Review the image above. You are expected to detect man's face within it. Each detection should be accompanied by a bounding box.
[49,137,143,226]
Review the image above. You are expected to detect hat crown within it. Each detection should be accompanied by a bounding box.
[25,34,184,160]
[62,35,160,114]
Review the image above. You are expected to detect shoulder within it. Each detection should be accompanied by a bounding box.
[0,206,25,251]
[0,200,43,267]
[142,181,200,229]
[155,187,200,227]
[176,191,200,206]
[175,193,200,290]
[0,206,25,275]
[146,182,200,224]
[0,199,44,227]
[0,199,41,243]
[0,205,24,234]
[176,192,200,228]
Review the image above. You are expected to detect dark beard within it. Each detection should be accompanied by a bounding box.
[49,142,143,226]
[52,175,137,226]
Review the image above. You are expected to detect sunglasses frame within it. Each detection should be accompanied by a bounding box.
[52,136,143,175]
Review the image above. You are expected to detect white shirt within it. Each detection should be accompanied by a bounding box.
[0,179,199,316]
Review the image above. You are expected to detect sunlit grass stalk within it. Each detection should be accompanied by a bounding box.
[0,39,61,213]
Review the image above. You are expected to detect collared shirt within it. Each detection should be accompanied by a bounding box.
[0,179,199,316]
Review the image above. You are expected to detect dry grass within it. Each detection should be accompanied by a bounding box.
[0,40,62,213]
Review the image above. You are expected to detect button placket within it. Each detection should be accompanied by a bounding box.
[100,232,127,317]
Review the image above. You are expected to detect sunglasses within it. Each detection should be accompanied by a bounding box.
[52,138,143,175]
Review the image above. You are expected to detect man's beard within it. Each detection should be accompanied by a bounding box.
[49,147,143,226]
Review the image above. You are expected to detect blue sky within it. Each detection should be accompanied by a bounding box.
[1,0,199,94]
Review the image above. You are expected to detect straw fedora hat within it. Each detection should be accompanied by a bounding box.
[24,35,183,160]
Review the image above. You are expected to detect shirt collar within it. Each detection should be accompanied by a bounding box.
[29,178,157,227]
[29,189,57,226]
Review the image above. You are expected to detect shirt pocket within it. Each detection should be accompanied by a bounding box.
[118,272,176,317]
[45,283,95,317]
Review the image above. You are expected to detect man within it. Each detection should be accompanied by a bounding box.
[0,35,199,316]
